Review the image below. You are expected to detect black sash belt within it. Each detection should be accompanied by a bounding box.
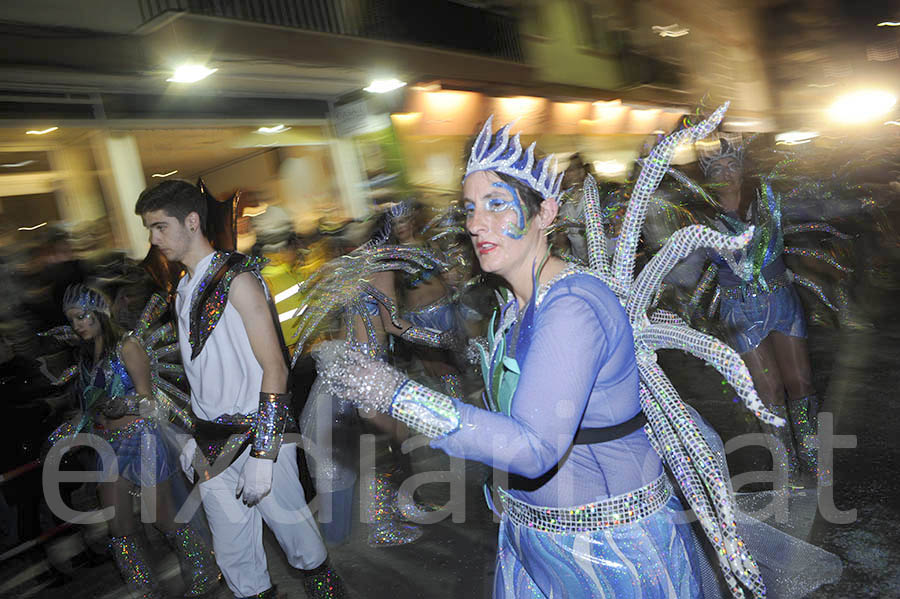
[573,411,647,445]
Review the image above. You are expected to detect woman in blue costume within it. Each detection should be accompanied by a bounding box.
[290,228,460,547]
[391,200,465,399]
[311,110,798,598]
[44,284,219,598]
[692,136,819,482]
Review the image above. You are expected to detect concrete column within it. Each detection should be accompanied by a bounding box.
[50,145,106,223]
[328,138,368,220]
[100,134,149,258]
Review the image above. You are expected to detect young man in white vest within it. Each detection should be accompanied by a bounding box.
[136,180,344,599]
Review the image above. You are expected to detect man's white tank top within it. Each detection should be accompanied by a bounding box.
[176,251,263,421]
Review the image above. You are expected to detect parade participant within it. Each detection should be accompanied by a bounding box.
[391,200,464,399]
[44,284,219,598]
[134,180,343,599]
[690,135,836,481]
[313,109,797,598]
[290,225,458,547]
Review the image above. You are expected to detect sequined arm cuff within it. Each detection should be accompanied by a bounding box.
[47,421,76,448]
[251,391,291,459]
[390,380,460,439]
[400,325,453,349]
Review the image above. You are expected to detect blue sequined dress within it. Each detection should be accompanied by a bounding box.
[709,188,806,354]
[432,270,704,598]
[79,337,177,488]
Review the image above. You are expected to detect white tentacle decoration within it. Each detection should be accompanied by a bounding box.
[580,103,773,598]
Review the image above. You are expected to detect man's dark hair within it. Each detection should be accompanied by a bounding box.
[134,180,207,233]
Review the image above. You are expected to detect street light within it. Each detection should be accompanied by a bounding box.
[167,64,218,83]
[775,131,819,145]
[364,78,406,93]
[828,90,897,124]
[25,126,58,135]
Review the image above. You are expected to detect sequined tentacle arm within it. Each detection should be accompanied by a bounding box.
[400,324,455,349]
[783,246,853,272]
[784,222,853,239]
[250,391,291,459]
[707,286,721,318]
[390,380,460,439]
[689,263,719,312]
[792,273,840,312]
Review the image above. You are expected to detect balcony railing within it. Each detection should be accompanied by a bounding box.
[139,0,524,62]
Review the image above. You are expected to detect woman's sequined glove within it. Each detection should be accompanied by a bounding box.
[312,341,407,414]
[313,340,460,438]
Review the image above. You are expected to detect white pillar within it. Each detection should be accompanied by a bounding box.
[101,134,149,258]
[328,139,368,220]
[50,146,106,223]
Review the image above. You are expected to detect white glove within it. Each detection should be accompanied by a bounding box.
[180,438,197,481]
[236,456,273,506]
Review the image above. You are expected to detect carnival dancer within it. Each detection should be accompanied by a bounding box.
[311,108,805,598]
[134,180,344,599]
[390,200,465,399]
[687,135,847,482]
[288,222,460,547]
[43,284,220,598]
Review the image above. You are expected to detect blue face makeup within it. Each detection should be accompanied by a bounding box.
[463,177,530,240]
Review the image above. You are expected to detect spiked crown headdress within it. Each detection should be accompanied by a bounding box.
[389,199,413,220]
[465,116,563,200]
[697,132,745,176]
[63,283,110,316]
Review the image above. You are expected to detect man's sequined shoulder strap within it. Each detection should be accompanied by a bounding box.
[188,251,268,359]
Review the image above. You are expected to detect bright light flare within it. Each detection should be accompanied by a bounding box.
[256,124,290,134]
[18,222,47,231]
[25,127,58,135]
[593,160,627,177]
[167,64,218,83]
[652,24,690,37]
[364,78,406,93]
[775,131,819,145]
[151,170,178,178]
[1,160,36,168]
[876,21,900,27]
[829,90,897,124]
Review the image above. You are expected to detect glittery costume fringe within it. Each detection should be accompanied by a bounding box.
[285,244,446,366]
[164,524,221,597]
[109,534,165,599]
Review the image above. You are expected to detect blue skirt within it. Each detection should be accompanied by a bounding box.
[93,419,177,488]
[494,495,703,598]
[719,284,807,354]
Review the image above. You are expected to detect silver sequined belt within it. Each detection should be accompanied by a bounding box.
[498,474,672,534]
[720,272,791,301]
